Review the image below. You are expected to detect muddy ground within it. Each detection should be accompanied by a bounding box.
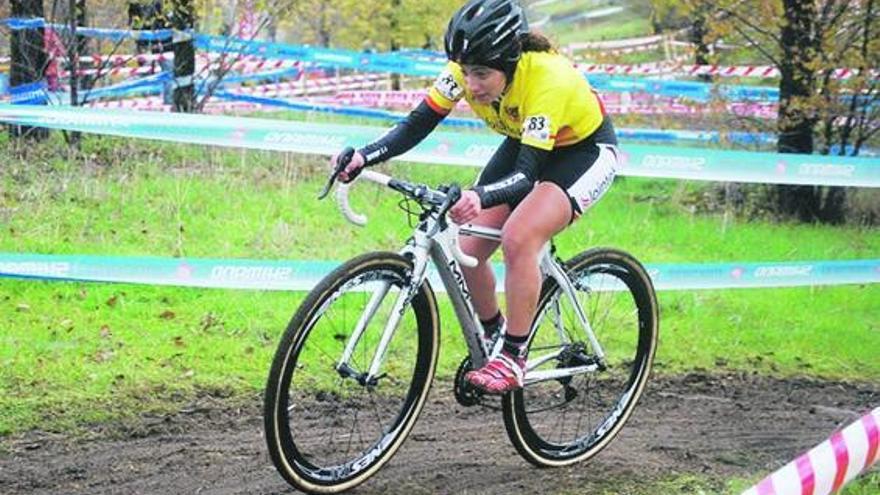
[1,373,878,495]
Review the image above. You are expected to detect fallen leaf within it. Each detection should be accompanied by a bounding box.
[16,304,30,312]
[159,310,176,320]
[105,295,118,307]
[100,325,112,339]
[93,349,114,363]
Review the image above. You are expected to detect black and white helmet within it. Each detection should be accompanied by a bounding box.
[444,0,528,68]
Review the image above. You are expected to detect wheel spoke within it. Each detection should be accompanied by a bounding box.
[264,255,438,492]
[505,250,658,466]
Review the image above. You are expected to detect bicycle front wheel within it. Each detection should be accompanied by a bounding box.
[264,252,440,493]
[503,248,658,466]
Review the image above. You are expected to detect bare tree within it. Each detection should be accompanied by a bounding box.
[708,0,879,223]
[9,0,49,140]
[169,0,196,112]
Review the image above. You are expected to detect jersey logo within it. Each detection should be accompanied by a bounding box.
[523,115,552,142]
[433,69,463,101]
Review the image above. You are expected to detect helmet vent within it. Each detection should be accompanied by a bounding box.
[444,0,526,66]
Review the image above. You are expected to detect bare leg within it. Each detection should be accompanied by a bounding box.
[501,183,574,338]
[459,203,511,320]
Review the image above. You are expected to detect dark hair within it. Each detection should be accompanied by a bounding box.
[520,32,554,53]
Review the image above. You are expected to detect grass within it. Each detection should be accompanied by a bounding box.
[549,14,654,46]
[1,134,878,493]
[537,0,656,45]
[531,0,607,18]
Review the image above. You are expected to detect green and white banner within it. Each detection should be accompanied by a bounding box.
[1,104,878,187]
[1,254,877,291]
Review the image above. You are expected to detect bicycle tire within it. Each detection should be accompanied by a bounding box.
[264,251,440,493]
[502,247,659,466]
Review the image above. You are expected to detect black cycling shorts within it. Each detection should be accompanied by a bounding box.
[475,134,618,220]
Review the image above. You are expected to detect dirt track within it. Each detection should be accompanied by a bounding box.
[1,373,878,495]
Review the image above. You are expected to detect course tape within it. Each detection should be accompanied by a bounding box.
[1,19,789,101]
[195,36,801,104]
[575,62,878,81]
[0,254,877,292]
[742,408,880,495]
[223,91,803,131]
[2,18,174,42]
[5,18,876,99]
[586,74,779,103]
[326,88,783,119]
[211,91,484,128]
[1,104,878,187]
[198,91,846,150]
[48,49,875,81]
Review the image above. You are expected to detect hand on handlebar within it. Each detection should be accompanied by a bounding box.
[331,150,366,184]
[449,190,482,225]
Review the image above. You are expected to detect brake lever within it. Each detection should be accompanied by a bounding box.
[443,184,462,213]
[318,147,355,200]
[427,184,461,236]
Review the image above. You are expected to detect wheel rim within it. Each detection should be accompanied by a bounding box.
[274,264,433,485]
[513,258,655,461]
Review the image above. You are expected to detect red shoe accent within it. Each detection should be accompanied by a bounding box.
[465,352,525,395]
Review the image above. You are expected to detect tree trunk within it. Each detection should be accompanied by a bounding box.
[170,0,195,112]
[774,0,820,222]
[389,0,401,91]
[691,6,712,84]
[9,0,49,141]
[67,0,88,147]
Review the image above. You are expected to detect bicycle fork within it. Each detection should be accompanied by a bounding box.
[335,248,432,387]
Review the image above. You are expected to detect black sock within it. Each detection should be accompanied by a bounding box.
[502,332,528,359]
[480,311,504,336]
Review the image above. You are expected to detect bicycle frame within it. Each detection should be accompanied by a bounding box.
[334,173,607,388]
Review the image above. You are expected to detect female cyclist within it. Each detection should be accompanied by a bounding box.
[332,0,619,395]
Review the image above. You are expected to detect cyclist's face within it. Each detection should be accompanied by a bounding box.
[462,65,506,104]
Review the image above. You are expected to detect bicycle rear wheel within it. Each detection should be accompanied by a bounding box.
[264,252,440,493]
[503,248,658,466]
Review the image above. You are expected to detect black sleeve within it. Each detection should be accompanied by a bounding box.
[357,100,446,166]
[473,143,552,209]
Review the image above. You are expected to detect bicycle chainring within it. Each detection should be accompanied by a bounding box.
[453,356,484,407]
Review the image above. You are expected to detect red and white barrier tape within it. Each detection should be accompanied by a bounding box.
[86,96,166,110]
[85,76,387,110]
[228,74,387,98]
[57,64,162,78]
[322,90,780,119]
[66,52,174,65]
[55,58,306,79]
[31,53,879,82]
[568,34,664,52]
[742,407,879,495]
[49,52,305,79]
[604,102,779,119]
[575,63,878,80]
[215,57,303,74]
[85,97,264,114]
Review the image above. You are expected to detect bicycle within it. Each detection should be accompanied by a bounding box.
[264,148,659,493]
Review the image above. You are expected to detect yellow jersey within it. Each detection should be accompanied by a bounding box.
[426,51,607,150]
